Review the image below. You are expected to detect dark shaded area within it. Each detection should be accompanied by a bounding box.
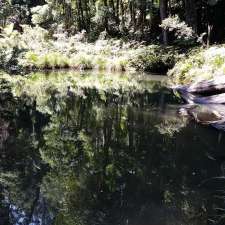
[0,75,225,225]
[1,0,225,43]
[0,80,49,225]
[209,0,225,43]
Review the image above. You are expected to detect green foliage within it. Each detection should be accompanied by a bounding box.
[0,46,24,73]
[31,4,54,26]
[0,26,181,73]
[30,52,70,69]
[129,45,180,73]
[160,15,197,46]
[169,45,225,85]
[69,53,94,70]
[0,0,225,46]
[0,1,15,27]
[94,56,107,70]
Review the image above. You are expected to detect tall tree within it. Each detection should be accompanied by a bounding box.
[184,0,197,32]
[160,0,168,44]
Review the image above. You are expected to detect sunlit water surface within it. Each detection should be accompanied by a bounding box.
[0,71,225,225]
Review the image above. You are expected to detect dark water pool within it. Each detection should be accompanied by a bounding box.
[0,72,225,225]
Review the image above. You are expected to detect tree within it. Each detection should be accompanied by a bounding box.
[160,0,168,44]
[184,0,197,32]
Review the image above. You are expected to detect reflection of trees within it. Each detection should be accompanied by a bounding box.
[0,82,49,225]
[1,73,225,225]
[156,116,187,137]
[0,119,9,149]
[39,92,221,225]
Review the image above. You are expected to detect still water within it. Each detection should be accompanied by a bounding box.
[0,71,225,225]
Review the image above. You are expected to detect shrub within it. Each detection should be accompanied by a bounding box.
[113,57,129,71]
[129,45,179,73]
[69,54,94,70]
[169,46,225,85]
[0,25,180,73]
[31,4,53,26]
[160,15,197,46]
[24,51,39,67]
[0,46,24,73]
[94,56,108,70]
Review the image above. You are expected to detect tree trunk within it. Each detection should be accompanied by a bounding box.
[129,0,136,30]
[138,0,146,34]
[184,0,197,32]
[173,75,225,95]
[76,0,82,31]
[84,0,90,31]
[160,0,168,45]
[120,0,125,31]
[103,0,109,32]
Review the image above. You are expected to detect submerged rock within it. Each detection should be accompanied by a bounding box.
[179,104,225,130]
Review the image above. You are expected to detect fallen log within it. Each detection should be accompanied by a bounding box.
[173,76,225,95]
[173,76,225,130]
[178,91,225,104]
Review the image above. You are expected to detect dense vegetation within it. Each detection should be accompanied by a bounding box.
[169,46,225,84]
[1,0,225,43]
[0,25,180,73]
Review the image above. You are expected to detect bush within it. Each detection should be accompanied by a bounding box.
[94,56,108,70]
[169,46,225,85]
[69,53,94,70]
[0,25,180,73]
[0,46,24,73]
[160,15,197,46]
[129,45,179,73]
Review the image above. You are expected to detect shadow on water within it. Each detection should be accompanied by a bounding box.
[0,71,225,225]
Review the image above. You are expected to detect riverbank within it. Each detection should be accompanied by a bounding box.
[0,25,181,74]
[167,45,225,129]
[168,45,225,85]
[3,24,225,90]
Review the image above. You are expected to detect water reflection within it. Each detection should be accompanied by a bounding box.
[0,72,225,225]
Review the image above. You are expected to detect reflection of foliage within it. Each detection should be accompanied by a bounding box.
[38,91,208,225]
[1,71,171,114]
[1,71,224,225]
[0,85,49,224]
[156,117,187,137]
